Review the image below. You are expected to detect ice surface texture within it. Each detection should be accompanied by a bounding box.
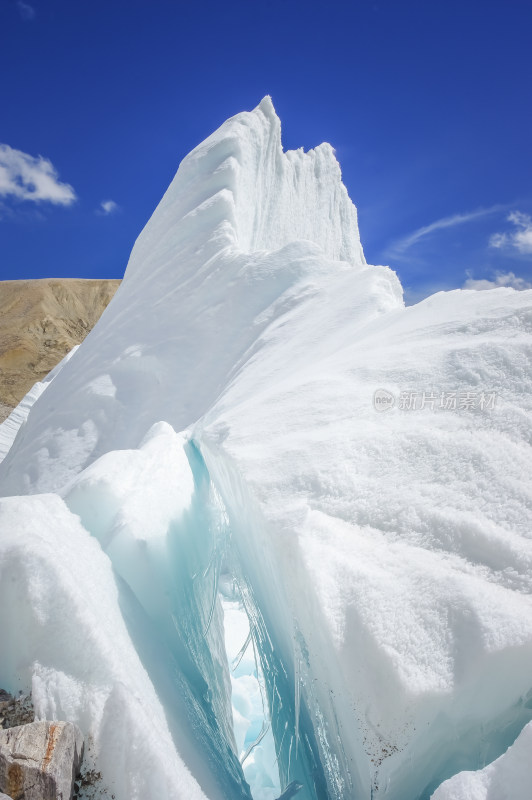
[0,98,531,800]
[431,719,532,800]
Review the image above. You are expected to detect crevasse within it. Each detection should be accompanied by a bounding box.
[0,98,532,800]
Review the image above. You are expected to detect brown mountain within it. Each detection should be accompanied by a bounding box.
[0,278,121,421]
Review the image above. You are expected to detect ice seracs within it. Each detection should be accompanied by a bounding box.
[0,98,531,800]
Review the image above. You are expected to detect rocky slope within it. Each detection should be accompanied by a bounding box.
[0,279,120,421]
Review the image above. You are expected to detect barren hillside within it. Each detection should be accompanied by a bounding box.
[0,278,120,421]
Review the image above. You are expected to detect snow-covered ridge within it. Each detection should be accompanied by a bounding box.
[0,99,531,800]
[0,98,393,495]
[127,96,365,281]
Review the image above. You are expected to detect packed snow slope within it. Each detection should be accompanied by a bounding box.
[1,97,532,800]
[0,346,79,464]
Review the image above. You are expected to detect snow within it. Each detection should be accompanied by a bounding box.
[0,96,373,496]
[197,284,532,798]
[431,720,532,800]
[0,97,531,800]
[0,492,208,800]
[0,345,78,465]
[63,421,194,550]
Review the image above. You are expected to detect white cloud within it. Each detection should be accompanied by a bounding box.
[0,144,76,205]
[463,270,532,291]
[98,199,119,215]
[489,211,532,255]
[388,205,503,259]
[17,1,35,20]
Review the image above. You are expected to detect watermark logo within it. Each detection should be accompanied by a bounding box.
[373,389,498,412]
[373,388,396,412]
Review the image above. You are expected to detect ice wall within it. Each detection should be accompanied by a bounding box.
[0,491,211,800]
[431,719,532,800]
[196,285,532,798]
[0,98,376,497]
[0,98,531,800]
[0,424,254,800]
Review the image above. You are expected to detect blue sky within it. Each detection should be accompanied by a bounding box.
[1,0,531,302]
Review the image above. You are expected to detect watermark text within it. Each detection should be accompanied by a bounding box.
[373,389,497,412]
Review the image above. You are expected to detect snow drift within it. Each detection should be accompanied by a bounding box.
[0,97,531,800]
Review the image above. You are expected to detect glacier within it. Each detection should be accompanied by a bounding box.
[0,96,531,800]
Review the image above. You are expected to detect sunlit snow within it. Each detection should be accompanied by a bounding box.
[0,97,531,800]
